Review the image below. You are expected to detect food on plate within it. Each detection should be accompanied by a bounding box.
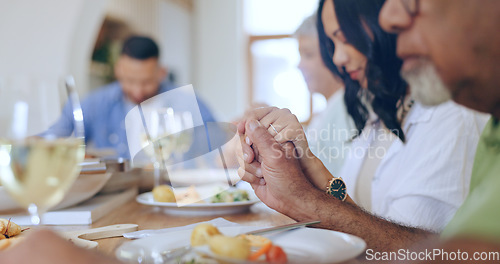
[176,186,202,204]
[189,224,288,263]
[266,244,288,264]
[211,189,250,203]
[248,241,272,261]
[0,219,25,251]
[238,234,271,247]
[152,185,201,204]
[0,219,21,238]
[208,234,250,260]
[152,185,251,204]
[190,223,222,246]
[152,185,176,203]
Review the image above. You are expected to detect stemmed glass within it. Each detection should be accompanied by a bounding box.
[0,75,85,225]
[172,111,194,166]
[141,108,194,188]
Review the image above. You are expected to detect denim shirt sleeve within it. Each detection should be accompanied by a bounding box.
[42,101,75,138]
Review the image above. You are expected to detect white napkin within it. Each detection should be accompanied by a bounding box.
[123,217,243,239]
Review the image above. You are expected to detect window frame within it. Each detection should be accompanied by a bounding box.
[246,34,314,125]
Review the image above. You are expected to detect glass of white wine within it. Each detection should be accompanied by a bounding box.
[171,111,194,168]
[174,111,194,156]
[0,75,85,225]
[141,108,194,187]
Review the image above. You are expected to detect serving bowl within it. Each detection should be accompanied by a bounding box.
[0,171,112,212]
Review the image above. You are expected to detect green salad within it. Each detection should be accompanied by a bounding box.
[211,189,250,203]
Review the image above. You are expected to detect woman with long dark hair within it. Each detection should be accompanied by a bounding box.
[318,0,407,141]
[237,0,486,239]
[316,0,412,214]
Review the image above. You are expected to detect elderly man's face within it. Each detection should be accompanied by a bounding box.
[379,0,500,116]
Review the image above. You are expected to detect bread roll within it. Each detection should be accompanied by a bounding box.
[152,185,175,203]
[0,219,21,238]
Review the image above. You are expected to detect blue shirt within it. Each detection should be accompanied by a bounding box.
[49,81,217,158]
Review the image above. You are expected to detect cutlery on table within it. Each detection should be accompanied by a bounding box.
[61,224,138,249]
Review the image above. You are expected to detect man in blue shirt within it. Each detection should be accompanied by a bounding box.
[50,36,216,158]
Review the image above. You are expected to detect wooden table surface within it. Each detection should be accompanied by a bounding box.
[71,197,295,257]
[49,193,361,263]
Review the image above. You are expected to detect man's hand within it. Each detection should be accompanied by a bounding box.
[236,120,434,252]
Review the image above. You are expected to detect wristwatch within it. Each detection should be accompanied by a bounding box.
[326,177,347,201]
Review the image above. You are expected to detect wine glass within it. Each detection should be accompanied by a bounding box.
[140,107,178,187]
[141,108,194,188]
[172,111,194,165]
[0,75,85,225]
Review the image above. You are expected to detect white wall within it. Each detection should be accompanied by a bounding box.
[0,0,108,96]
[192,0,247,122]
[0,0,108,132]
[0,0,76,76]
[159,1,192,87]
[105,0,160,39]
[69,0,109,97]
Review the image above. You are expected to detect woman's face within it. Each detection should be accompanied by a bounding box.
[321,0,369,89]
[297,35,343,97]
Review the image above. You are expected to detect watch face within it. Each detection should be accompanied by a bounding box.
[329,178,347,201]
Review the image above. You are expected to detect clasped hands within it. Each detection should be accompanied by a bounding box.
[235,107,334,216]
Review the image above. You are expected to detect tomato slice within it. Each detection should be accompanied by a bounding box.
[266,245,288,264]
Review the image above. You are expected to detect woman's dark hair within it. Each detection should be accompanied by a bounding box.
[317,0,408,141]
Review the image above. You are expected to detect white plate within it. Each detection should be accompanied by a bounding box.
[168,168,241,187]
[116,226,366,264]
[136,185,260,216]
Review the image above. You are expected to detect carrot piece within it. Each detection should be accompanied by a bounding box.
[266,245,288,264]
[248,241,273,261]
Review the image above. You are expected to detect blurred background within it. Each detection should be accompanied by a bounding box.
[0,0,324,123]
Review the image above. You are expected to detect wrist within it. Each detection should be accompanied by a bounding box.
[284,185,328,220]
[301,155,334,190]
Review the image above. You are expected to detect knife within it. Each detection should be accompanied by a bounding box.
[244,220,321,235]
[62,224,138,249]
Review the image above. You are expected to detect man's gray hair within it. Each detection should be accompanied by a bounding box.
[293,14,318,38]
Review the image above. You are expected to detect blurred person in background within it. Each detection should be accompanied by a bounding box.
[48,36,216,159]
[225,14,355,173]
[296,14,356,177]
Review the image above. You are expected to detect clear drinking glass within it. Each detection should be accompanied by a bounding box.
[172,111,194,164]
[141,108,194,188]
[0,75,85,225]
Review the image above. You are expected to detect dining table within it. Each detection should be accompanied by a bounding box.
[50,189,363,263]
[55,193,294,257]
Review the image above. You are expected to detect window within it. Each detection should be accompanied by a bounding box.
[244,0,322,122]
